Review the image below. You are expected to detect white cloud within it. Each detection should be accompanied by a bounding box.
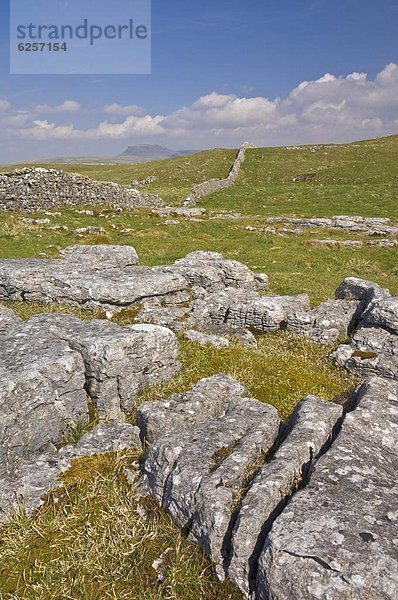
[3,63,398,151]
[103,103,143,116]
[34,100,81,113]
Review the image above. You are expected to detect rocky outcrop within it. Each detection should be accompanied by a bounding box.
[0,167,164,212]
[169,251,258,294]
[189,287,310,333]
[0,306,179,518]
[184,329,230,348]
[0,422,141,519]
[330,278,398,381]
[59,244,140,268]
[2,314,180,421]
[152,207,206,218]
[287,299,360,344]
[136,369,398,599]
[185,143,253,204]
[228,397,343,596]
[0,247,262,312]
[263,215,398,236]
[0,327,88,479]
[139,375,281,578]
[332,298,398,382]
[256,377,398,600]
[1,250,397,597]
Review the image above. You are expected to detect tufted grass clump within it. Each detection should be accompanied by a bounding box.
[0,452,242,600]
[135,333,356,421]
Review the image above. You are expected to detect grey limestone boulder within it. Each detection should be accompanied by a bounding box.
[256,377,398,600]
[59,244,140,268]
[141,382,280,578]
[0,328,88,479]
[169,251,259,293]
[189,287,310,333]
[11,314,181,420]
[134,306,190,331]
[331,294,398,382]
[0,256,189,310]
[184,329,230,348]
[136,374,246,445]
[335,277,390,305]
[287,299,360,344]
[228,396,343,596]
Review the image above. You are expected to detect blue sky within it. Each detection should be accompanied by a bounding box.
[0,0,398,162]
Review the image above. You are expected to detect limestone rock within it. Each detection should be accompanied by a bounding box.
[59,244,140,268]
[141,378,280,577]
[0,304,22,336]
[134,306,190,331]
[228,396,343,596]
[335,277,390,308]
[137,374,246,445]
[225,294,310,332]
[287,299,360,344]
[264,216,398,236]
[331,324,398,382]
[153,207,206,218]
[199,323,258,347]
[256,377,398,600]
[0,328,88,479]
[362,297,398,334]
[184,329,230,348]
[0,254,189,310]
[12,314,181,419]
[189,288,310,333]
[331,294,398,382]
[169,251,258,293]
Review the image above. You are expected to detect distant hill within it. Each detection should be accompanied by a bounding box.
[117,144,197,162]
[4,145,199,167]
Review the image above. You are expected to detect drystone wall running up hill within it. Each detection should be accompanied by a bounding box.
[185,142,253,204]
[0,244,397,599]
[0,167,164,212]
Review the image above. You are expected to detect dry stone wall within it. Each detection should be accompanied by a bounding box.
[0,167,164,212]
[185,142,253,204]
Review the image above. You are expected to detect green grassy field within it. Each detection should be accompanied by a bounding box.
[0,134,396,599]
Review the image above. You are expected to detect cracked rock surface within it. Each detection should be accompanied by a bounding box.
[189,287,310,332]
[228,396,343,596]
[0,327,88,479]
[5,314,180,420]
[287,299,360,344]
[332,286,398,383]
[139,375,280,577]
[256,377,398,600]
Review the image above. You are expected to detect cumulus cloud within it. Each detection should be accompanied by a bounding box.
[34,100,81,113]
[2,63,398,152]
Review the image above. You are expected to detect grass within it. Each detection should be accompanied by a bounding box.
[135,334,355,422]
[0,133,396,599]
[0,452,241,600]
